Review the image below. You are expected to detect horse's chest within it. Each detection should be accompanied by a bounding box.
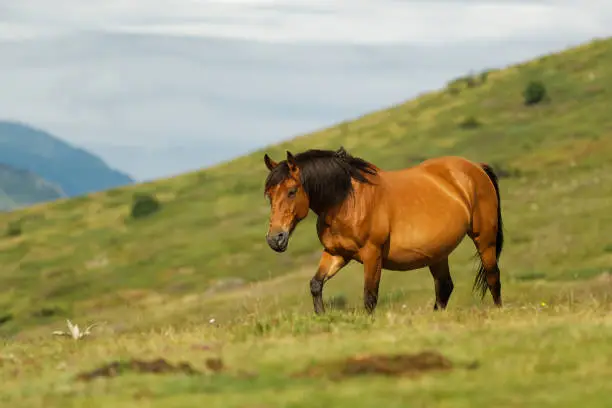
[318,226,361,256]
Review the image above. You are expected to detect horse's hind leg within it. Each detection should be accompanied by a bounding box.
[470,162,504,306]
[428,257,454,310]
[472,236,502,307]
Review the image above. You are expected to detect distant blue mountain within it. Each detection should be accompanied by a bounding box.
[0,121,134,199]
[0,163,66,211]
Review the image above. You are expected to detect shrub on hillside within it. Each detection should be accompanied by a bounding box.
[458,115,481,129]
[464,75,477,88]
[446,75,473,95]
[446,69,491,95]
[6,220,22,237]
[479,70,491,84]
[523,80,547,105]
[0,312,13,325]
[130,192,161,219]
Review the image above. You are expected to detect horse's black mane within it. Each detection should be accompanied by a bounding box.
[264,147,378,212]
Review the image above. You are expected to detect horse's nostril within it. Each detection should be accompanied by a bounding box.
[266,231,289,252]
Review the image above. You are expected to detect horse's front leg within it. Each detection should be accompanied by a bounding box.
[310,250,349,315]
[361,246,383,314]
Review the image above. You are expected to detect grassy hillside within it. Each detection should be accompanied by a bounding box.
[0,164,66,211]
[1,37,612,407]
[0,121,134,197]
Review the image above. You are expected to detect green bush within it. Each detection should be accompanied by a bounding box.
[130,192,161,219]
[0,313,13,325]
[523,80,547,105]
[464,75,477,88]
[446,70,491,95]
[458,115,481,129]
[6,220,22,237]
[446,76,471,95]
[479,70,491,83]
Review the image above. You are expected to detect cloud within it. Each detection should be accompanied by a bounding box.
[3,1,611,44]
[112,1,609,45]
[1,1,611,180]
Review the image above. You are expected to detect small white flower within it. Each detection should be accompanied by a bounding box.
[209,318,216,324]
[53,319,99,340]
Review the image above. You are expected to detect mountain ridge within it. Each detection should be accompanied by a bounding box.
[0,163,66,211]
[0,120,134,207]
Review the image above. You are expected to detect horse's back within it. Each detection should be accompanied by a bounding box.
[380,155,485,193]
[406,155,483,175]
[382,155,492,198]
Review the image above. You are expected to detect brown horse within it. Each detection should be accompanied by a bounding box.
[262,147,504,314]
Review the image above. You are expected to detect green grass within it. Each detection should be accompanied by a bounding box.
[2,276,612,407]
[2,37,612,407]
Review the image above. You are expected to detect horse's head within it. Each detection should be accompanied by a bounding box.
[262,151,310,252]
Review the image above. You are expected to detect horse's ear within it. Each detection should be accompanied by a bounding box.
[264,154,278,171]
[286,151,298,174]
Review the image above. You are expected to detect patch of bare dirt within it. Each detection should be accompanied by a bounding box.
[205,357,224,372]
[75,358,203,381]
[295,350,476,381]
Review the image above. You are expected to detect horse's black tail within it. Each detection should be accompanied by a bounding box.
[473,163,504,298]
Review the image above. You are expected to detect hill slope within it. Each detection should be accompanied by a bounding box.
[0,121,134,198]
[0,164,66,211]
[1,37,612,337]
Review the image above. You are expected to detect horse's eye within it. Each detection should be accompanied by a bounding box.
[287,187,298,198]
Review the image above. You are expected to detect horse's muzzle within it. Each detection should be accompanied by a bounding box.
[266,231,289,252]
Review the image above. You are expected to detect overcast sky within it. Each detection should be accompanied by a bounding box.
[1,1,611,181]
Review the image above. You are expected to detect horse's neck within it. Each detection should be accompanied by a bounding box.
[313,181,373,230]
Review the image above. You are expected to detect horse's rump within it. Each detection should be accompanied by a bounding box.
[372,156,501,271]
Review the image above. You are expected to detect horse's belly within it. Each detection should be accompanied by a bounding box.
[382,251,433,271]
[383,217,468,271]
